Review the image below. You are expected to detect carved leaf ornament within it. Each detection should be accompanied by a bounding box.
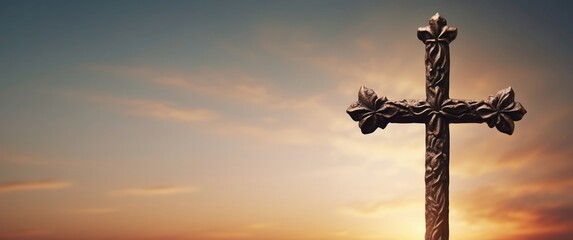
[477,87,527,135]
[346,86,396,134]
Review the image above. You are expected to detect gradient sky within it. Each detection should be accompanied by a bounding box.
[1,1,573,239]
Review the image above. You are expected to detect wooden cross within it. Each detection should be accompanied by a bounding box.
[346,13,526,240]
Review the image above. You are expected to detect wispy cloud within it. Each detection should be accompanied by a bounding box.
[153,72,275,106]
[256,23,426,99]
[66,208,119,215]
[88,95,220,123]
[79,74,333,146]
[0,149,62,165]
[340,197,419,217]
[0,149,42,164]
[113,185,197,196]
[200,231,251,239]
[90,64,328,111]
[452,183,573,240]
[89,65,276,105]
[0,180,71,193]
[246,223,273,230]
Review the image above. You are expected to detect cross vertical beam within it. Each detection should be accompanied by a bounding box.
[418,13,457,240]
[346,13,527,240]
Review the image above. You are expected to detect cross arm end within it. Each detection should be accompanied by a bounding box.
[445,87,526,135]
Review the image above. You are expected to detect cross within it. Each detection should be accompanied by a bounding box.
[346,13,526,240]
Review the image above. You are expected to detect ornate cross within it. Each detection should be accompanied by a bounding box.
[346,13,526,240]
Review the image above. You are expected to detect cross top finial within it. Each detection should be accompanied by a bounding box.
[430,12,446,27]
[417,12,457,43]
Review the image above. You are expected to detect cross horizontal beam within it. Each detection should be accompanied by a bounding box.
[347,86,526,134]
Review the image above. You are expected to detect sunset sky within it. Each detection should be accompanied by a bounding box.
[1,1,573,239]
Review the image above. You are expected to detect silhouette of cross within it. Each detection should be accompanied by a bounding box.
[346,13,526,240]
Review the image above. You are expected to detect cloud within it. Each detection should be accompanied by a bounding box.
[0,149,43,164]
[91,64,329,111]
[0,149,71,165]
[450,179,573,240]
[0,180,71,193]
[90,64,420,158]
[88,95,220,123]
[246,223,272,230]
[256,23,427,99]
[200,231,251,239]
[340,197,419,217]
[152,72,275,106]
[113,185,197,196]
[502,231,573,240]
[66,208,119,215]
[442,122,573,239]
[79,68,335,146]
[88,65,277,106]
